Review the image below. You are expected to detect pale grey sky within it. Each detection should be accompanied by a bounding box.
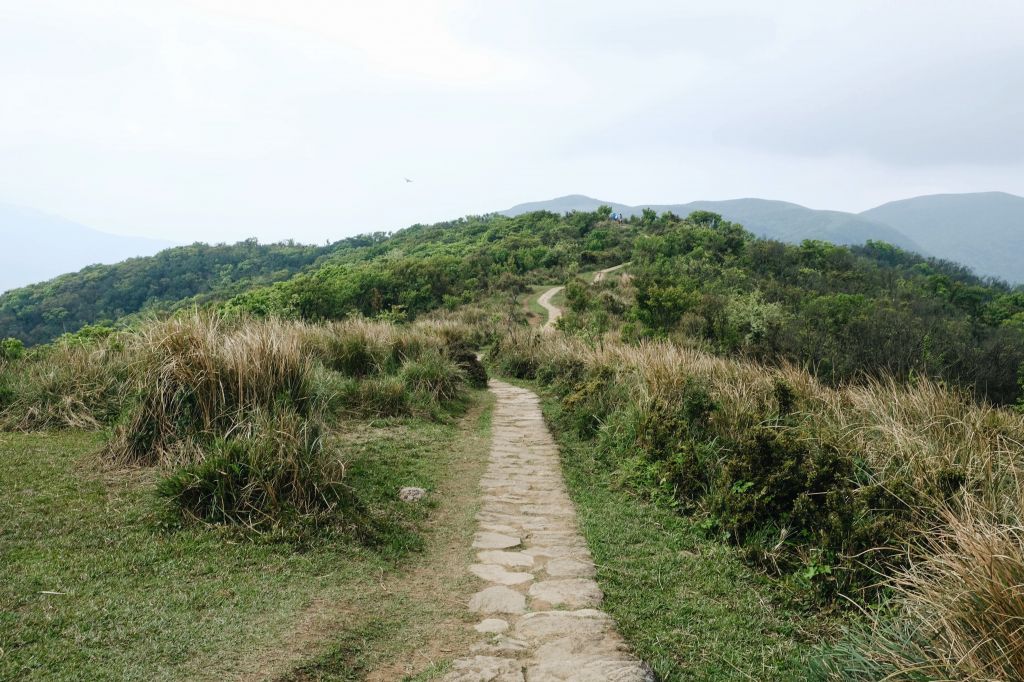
[2,0,1023,244]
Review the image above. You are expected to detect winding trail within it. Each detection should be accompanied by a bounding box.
[591,262,628,284]
[444,381,651,682]
[536,286,564,330]
[537,263,629,330]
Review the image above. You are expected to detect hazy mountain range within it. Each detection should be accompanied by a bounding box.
[0,204,173,294]
[503,192,1024,283]
[1,191,1022,294]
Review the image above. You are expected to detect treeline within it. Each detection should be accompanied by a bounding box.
[227,211,636,320]
[0,239,345,345]
[0,211,635,345]
[565,210,1024,404]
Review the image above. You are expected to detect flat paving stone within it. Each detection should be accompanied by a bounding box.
[469,585,527,614]
[529,579,604,609]
[472,532,522,550]
[470,564,534,585]
[477,550,535,568]
[474,618,510,634]
[445,656,524,681]
[545,557,597,577]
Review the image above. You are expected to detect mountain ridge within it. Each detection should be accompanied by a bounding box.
[503,192,1024,282]
[860,191,1024,283]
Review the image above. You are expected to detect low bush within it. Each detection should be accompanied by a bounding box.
[156,409,346,527]
[0,337,25,361]
[106,314,312,466]
[0,335,131,430]
[400,350,467,405]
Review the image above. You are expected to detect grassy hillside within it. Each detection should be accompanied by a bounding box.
[862,191,1024,283]
[3,206,1024,679]
[0,314,494,680]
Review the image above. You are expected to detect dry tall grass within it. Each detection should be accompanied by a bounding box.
[491,327,1024,679]
[1,312,485,528]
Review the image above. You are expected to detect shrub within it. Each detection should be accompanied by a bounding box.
[318,332,383,376]
[0,337,25,361]
[400,351,466,405]
[445,343,488,389]
[156,410,346,527]
[0,337,131,430]
[355,375,410,417]
[106,313,312,465]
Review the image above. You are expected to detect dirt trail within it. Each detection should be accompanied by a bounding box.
[591,262,627,283]
[443,381,652,682]
[536,286,564,330]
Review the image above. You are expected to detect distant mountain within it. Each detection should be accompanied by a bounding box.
[860,192,1024,283]
[502,195,925,254]
[0,204,174,293]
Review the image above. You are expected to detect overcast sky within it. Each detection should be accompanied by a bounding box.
[2,0,1023,245]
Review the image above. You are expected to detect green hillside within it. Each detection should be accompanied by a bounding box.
[3,206,1024,680]
[0,238,352,345]
[226,208,1024,404]
[503,195,925,252]
[4,206,1023,403]
[505,191,1024,282]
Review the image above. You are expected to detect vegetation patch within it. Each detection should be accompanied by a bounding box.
[537,392,822,680]
[0,313,486,535]
[491,326,1024,679]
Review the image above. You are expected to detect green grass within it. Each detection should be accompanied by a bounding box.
[0,393,494,681]
[533,391,825,681]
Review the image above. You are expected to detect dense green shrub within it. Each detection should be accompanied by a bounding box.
[400,351,466,404]
[445,344,488,389]
[156,410,346,526]
[0,337,24,361]
[622,214,1024,404]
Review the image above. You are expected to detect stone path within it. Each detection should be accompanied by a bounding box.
[444,381,652,682]
[536,286,564,330]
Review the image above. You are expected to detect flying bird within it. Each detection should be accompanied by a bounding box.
[404,177,414,183]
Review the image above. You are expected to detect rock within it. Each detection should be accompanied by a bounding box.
[399,486,426,502]
[474,618,510,634]
[443,655,524,681]
[477,550,534,568]
[472,532,521,550]
[468,586,527,614]
[471,636,529,655]
[527,658,655,682]
[528,578,603,609]
[470,563,534,585]
[514,610,613,642]
[545,557,596,577]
